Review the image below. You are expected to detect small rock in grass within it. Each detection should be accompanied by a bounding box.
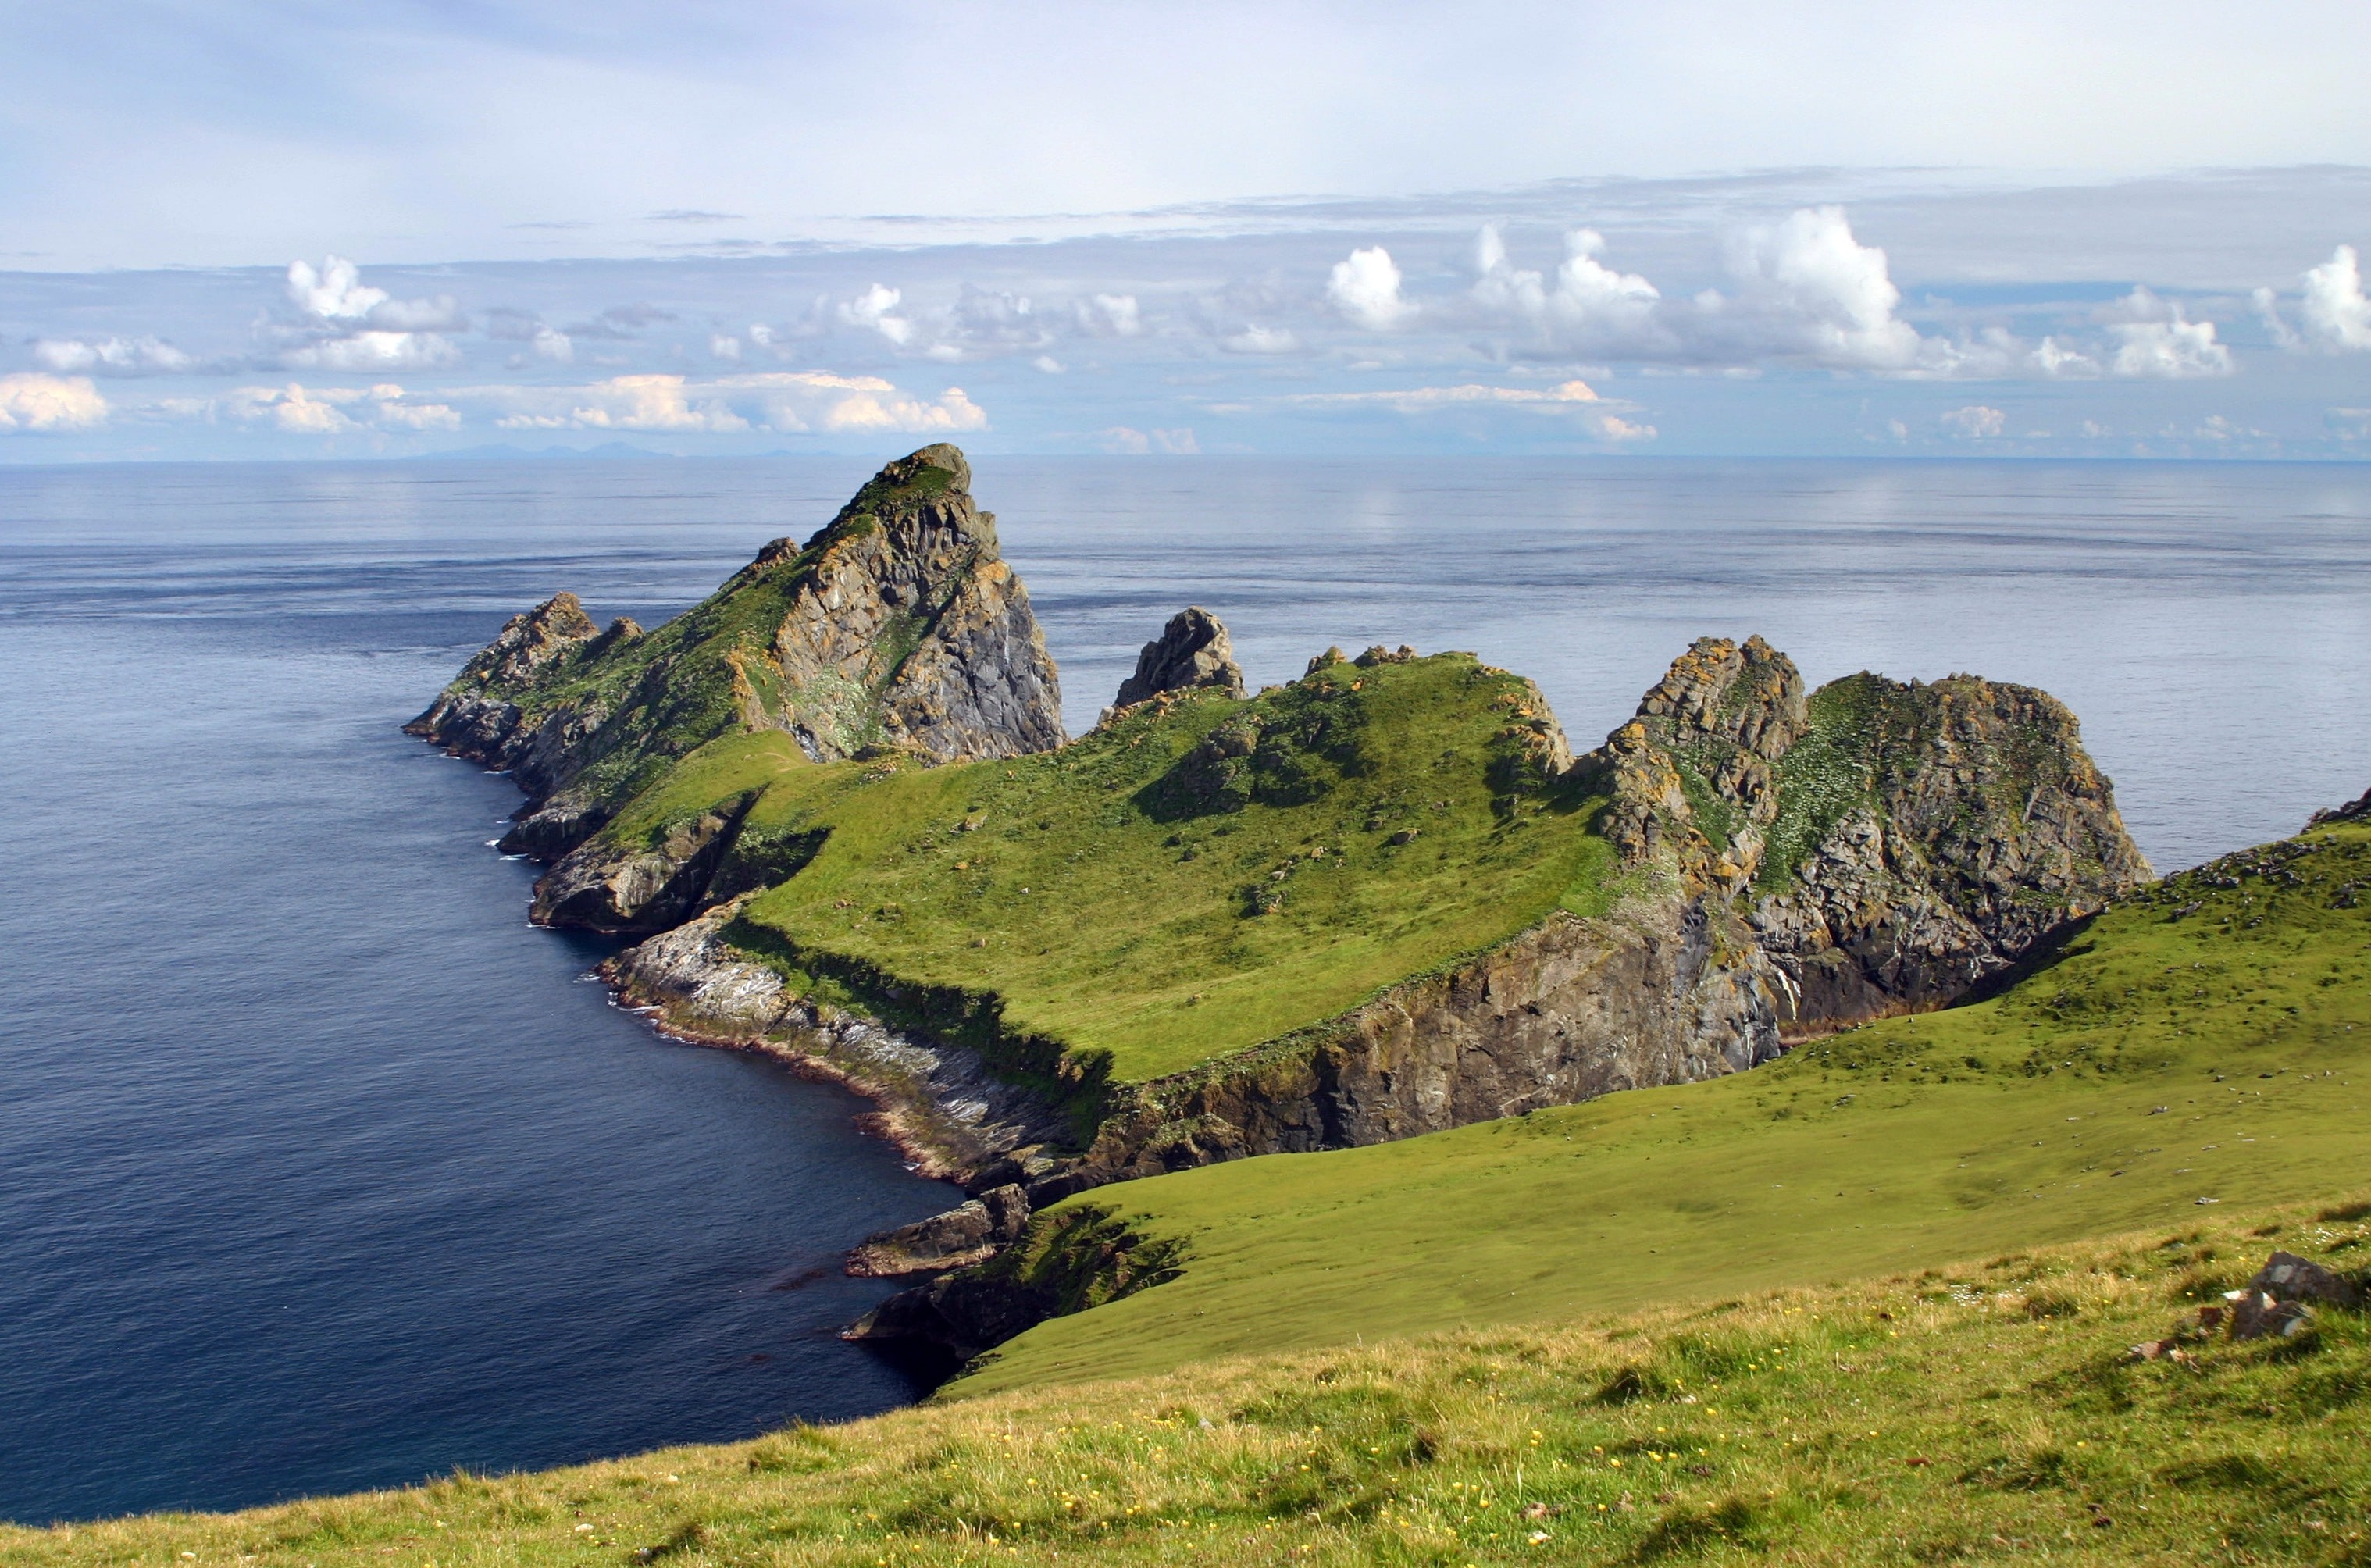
[2249,1250,2364,1310]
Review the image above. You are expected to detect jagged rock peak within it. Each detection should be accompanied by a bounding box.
[458,592,599,688]
[1592,635,1806,871]
[406,444,1064,872]
[1576,635,2150,1037]
[1632,634,1807,761]
[1114,607,1246,708]
[740,444,984,578]
[763,445,1061,764]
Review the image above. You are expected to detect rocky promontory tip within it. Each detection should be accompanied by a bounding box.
[1113,606,1246,709]
[405,444,1064,882]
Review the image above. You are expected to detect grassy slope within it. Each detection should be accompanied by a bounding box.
[16,1204,2369,1565]
[606,654,1609,1084]
[955,820,2371,1393]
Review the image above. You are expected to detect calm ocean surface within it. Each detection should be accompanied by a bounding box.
[2,455,2366,1523]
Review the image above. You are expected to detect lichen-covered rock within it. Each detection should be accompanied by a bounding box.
[1114,607,1246,709]
[531,794,757,932]
[765,445,1064,764]
[406,444,1064,864]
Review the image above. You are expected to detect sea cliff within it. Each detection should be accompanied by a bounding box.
[411,444,2150,1374]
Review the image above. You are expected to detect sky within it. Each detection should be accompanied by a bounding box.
[5,1,2371,460]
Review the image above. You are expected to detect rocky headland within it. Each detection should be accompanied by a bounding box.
[411,444,2152,1378]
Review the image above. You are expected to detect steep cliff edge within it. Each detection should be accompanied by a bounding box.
[405,444,1064,875]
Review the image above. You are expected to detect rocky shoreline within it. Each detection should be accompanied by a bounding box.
[600,903,1072,1183]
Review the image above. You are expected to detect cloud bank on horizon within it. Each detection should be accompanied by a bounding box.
[4,2,2370,459]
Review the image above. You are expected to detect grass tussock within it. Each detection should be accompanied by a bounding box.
[12,1203,2369,1566]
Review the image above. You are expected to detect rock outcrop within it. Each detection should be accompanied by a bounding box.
[841,1203,1187,1381]
[845,1185,1029,1278]
[406,444,1064,869]
[2309,786,2371,830]
[1113,607,1246,709]
[1063,889,1777,1191]
[1581,636,2151,1036]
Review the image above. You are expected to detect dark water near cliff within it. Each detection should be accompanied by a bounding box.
[1,456,2366,1525]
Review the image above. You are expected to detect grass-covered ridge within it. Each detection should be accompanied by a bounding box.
[604,652,1606,1085]
[952,819,2371,1393]
[16,1203,2368,1565]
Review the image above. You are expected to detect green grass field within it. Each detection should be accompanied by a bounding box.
[15,1203,2366,1566]
[13,832,2368,1563]
[604,653,1608,1084]
[953,819,2371,1394]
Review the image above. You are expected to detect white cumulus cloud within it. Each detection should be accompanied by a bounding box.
[1328,246,1412,330]
[458,371,986,437]
[820,383,986,433]
[170,381,458,435]
[279,255,463,371]
[2300,244,2371,350]
[0,372,108,431]
[1466,210,1975,372]
[2101,287,2232,378]
[840,283,913,345]
[1283,377,1653,441]
[1940,404,2007,438]
[283,331,463,372]
[1472,225,1663,351]
[1076,294,1142,337]
[1717,206,1921,370]
[1221,324,1297,354]
[32,336,195,376]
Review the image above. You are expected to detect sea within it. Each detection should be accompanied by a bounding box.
[2,455,2366,1524]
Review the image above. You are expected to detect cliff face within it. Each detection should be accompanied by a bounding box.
[761,447,1064,765]
[406,444,1065,885]
[1068,889,1777,1187]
